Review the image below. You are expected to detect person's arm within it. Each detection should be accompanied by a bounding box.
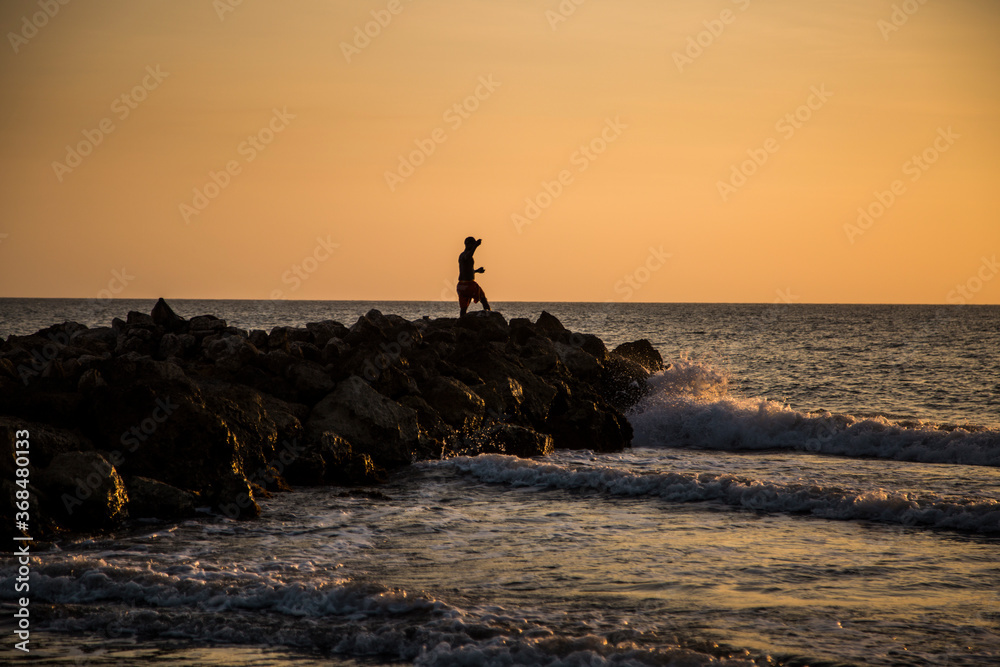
[476,266,485,274]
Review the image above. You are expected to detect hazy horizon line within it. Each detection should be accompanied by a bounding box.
[0,297,996,307]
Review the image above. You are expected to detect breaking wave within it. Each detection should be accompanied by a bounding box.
[629,359,1000,467]
[441,454,1000,534]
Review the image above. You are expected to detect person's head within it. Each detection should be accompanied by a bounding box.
[464,236,482,249]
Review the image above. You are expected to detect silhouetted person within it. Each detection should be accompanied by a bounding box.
[457,236,490,316]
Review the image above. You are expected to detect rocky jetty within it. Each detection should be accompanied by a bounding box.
[1,299,665,537]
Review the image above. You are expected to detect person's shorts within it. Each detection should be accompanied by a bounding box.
[456,280,485,309]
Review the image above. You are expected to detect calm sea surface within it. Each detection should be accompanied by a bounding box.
[1,299,998,666]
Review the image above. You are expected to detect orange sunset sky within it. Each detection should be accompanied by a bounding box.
[1,0,998,304]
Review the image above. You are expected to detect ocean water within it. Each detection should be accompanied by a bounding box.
[1,299,999,666]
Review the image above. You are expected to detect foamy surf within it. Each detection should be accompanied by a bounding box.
[2,556,766,666]
[630,359,1000,467]
[438,454,1000,534]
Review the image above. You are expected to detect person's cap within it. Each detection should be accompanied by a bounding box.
[464,236,481,247]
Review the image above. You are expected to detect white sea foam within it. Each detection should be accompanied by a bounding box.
[0,556,764,666]
[441,454,1000,534]
[0,555,438,617]
[630,359,1000,467]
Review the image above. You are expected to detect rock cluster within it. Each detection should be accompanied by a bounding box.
[0,299,664,536]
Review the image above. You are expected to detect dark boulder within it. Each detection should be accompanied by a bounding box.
[248,329,269,350]
[269,326,313,350]
[151,298,187,332]
[545,399,633,452]
[306,320,349,348]
[612,339,664,373]
[449,345,556,428]
[40,451,129,531]
[398,394,456,444]
[345,309,392,346]
[126,311,156,328]
[555,342,603,384]
[457,310,509,342]
[73,327,118,356]
[203,334,260,372]
[471,377,525,421]
[421,376,485,431]
[127,476,199,519]
[158,333,197,360]
[601,354,652,412]
[189,315,227,338]
[287,362,335,402]
[481,424,553,458]
[313,432,386,486]
[210,470,260,520]
[306,376,420,468]
[535,311,568,342]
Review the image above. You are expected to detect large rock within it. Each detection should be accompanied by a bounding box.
[555,342,603,384]
[288,431,386,486]
[306,321,349,348]
[612,339,664,373]
[535,311,568,341]
[127,476,199,519]
[158,333,196,360]
[449,345,556,428]
[40,451,129,531]
[204,334,260,372]
[189,315,227,333]
[398,394,456,444]
[456,310,509,342]
[482,424,553,458]
[471,377,525,420]
[211,470,260,520]
[151,298,187,332]
[82,367,281,508]
[269,326,313,350]
[421,376,485,431]
[0,417,92,471]
[601,354,652,411]
[545,399,633,452]
[517,336,555,373]
[288,362,335,402]
[306,376,420,468]
[73,327,118,356]
[345,309,392,346]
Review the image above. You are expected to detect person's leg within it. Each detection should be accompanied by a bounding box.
[479,287,490,311]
